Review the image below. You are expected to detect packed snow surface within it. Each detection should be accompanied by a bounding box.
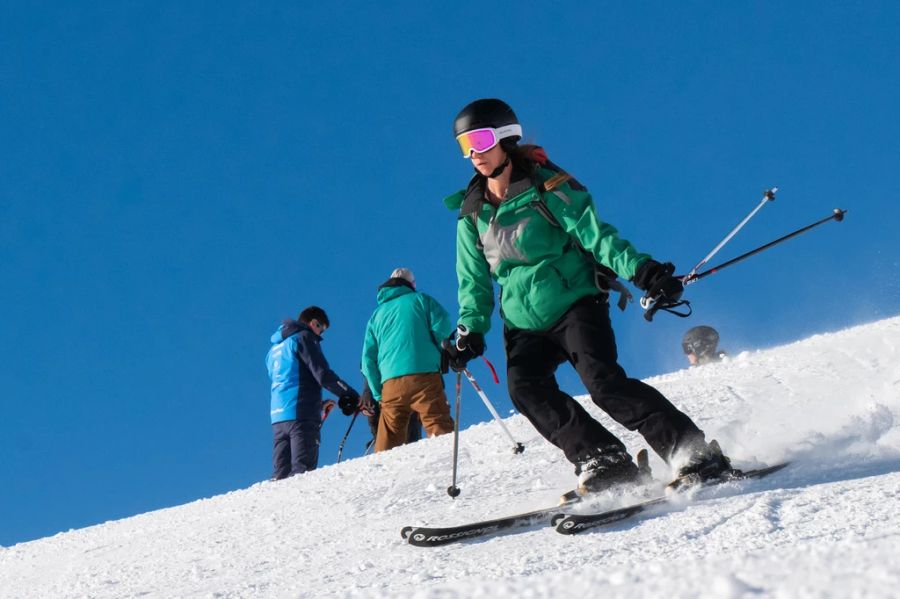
[3,317,900,598]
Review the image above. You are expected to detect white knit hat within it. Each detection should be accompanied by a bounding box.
[390,267,415,286]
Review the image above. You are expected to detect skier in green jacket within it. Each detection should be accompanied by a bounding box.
[442,98,735,493]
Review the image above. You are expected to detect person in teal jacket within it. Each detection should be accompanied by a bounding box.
[443,99,736,493]
[361,267,455,452]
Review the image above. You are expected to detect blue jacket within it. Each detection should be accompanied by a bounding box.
[361,281,453,401]
[266,320,356,424]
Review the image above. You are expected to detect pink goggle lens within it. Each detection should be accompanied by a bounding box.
[456,128,500,157]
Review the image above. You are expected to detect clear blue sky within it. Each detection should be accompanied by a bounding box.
[2,2,898,546]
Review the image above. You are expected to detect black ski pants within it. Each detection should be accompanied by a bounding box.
[505,294,704,465]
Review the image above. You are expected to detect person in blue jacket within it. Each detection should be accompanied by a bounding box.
[361,268,455,452]
[266,306,360,480]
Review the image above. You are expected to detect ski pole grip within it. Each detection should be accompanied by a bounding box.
[455,324,469,351]
[640,295,660,322]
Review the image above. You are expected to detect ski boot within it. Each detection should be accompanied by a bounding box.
[668,439,741,491]
[559,449,653,504]
[577,447,653,494]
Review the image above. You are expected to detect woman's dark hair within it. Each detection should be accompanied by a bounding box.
[504,142,539,175]
[298,306,329,327]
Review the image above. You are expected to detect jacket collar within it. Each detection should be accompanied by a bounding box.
[376,282,415,305]
[377,277,415,292]
[281,319,320,342]
[459,165,538,217]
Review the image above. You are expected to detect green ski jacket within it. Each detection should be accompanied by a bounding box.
[445,165,651,333]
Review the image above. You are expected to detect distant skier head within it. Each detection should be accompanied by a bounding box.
[454,99,521,178]
[682,325,722,366]
[377,267,416,292]
[390,267,416,289]
[299,306,329,336]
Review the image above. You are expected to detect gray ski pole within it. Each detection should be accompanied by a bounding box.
[336,410,359,464]
[463,368,524,454]
[684,187,777,284]
[447,371,462,498]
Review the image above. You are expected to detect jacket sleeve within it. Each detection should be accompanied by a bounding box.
[360,318,382,402]
[456,215,495,334]
[425,294,454,345]
[298,331,357,399]
[545,184,651,280]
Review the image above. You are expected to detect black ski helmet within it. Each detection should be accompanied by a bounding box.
[453,99,522,145]
[682,326,720,357]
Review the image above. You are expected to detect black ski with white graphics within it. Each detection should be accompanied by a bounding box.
[552,462,790,535]
[401,494,582,547]
[402,450,655,547]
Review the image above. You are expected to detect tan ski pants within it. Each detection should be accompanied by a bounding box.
[375,372,453,452]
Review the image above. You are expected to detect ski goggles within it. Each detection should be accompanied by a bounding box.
[682,341,709,355]
[455,124,523,157]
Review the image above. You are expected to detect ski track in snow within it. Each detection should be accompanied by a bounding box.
[2,317,900,598]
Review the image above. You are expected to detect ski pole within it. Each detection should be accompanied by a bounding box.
[447,371,462,498]
[336,410,360,464]
[684,188,777,281]
[683,208,847,285]
[462,368,525,454]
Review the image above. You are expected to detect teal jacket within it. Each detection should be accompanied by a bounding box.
[361,282,453,401]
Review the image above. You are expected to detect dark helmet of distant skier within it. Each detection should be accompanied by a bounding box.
[453,99,522,157]
[682,326,720,357]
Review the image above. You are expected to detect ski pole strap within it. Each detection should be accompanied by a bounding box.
[641,295,692,322]
[481,356,500,384]
[606,277,633,311]
[321,399,336,422]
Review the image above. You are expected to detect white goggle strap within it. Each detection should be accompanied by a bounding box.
[494,123,522,141]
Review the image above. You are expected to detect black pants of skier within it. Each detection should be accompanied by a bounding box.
[271,416,320,480]
[504,294,704,465]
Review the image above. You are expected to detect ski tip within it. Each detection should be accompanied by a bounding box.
[555,517,579,534]
[665,461,791,493]
[400,526,415,540]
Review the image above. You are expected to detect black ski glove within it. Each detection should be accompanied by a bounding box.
[338,391,361,416]
[633,259,684,303]
[442,326,485,372]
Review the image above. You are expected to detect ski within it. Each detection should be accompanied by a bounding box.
[401,449,655,547]
[402,494,582,547]
[553,462,790,535]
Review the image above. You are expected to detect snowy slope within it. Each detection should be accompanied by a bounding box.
[2,317,899,598]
